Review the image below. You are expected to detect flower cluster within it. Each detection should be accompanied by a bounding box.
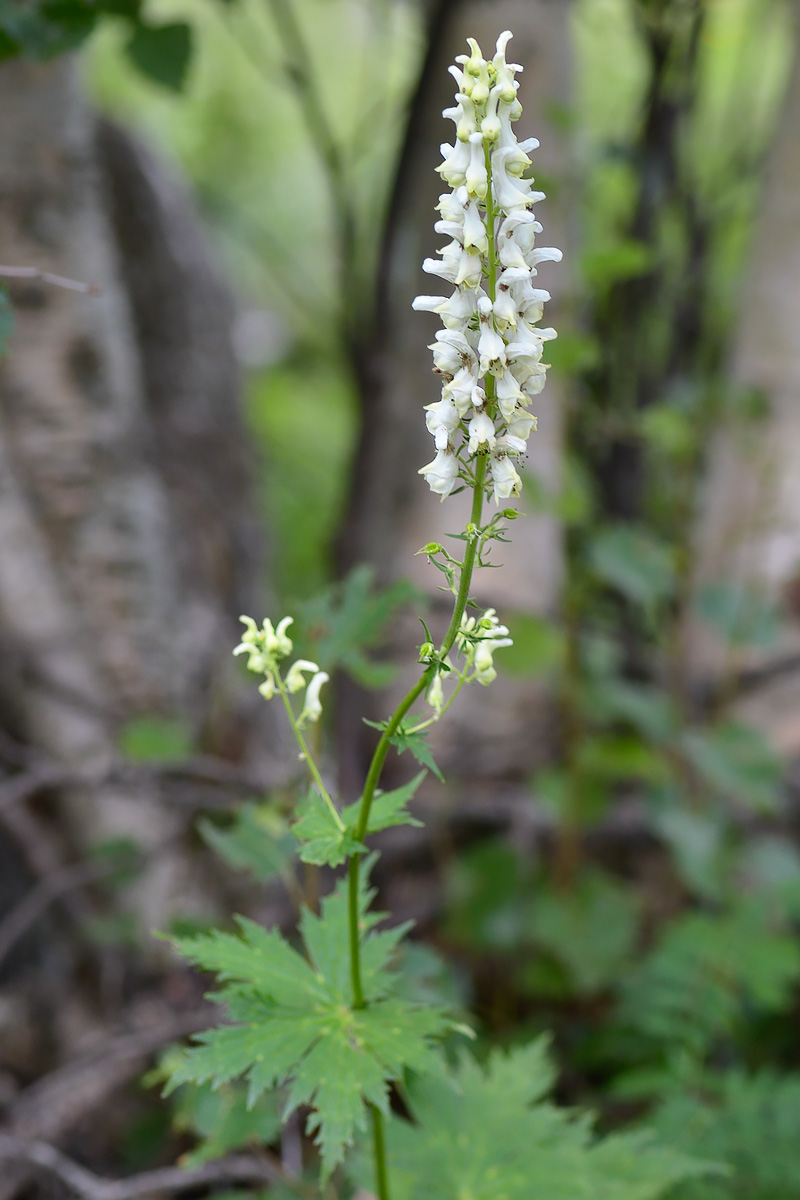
[414,31,560,505]
[234,615,329,726]
[456,607,513,686]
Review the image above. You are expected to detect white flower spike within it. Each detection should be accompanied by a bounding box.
[413,31,559,505]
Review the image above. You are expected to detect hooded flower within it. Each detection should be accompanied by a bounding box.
[413,31,559,505]
[299,671,330,726]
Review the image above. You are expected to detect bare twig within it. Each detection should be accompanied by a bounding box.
[0,265,100,295]
[0,1136,279,1200]
[9,1010,212,1141]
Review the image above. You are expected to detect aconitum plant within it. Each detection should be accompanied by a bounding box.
[165,32,707,1200]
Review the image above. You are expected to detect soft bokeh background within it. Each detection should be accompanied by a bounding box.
[2,1,800,1196]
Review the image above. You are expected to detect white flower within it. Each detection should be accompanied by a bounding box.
[465,131,488,198]
[430,329,475,376]
[445,366,482,416]
[234,614,294,674]
[490,452,522,504]
[468,410,496,453]
[419,448,460,498]
[436,138,470,188]
[457,607,513,685]
[505,412,537,451]
[528,246,564,270]
[495,366,526,420]
[425,396,461,448]
[427,671,444,714]
[415,31,559,501]
[298,671,329,726]
[462,199,489,253]
[285,659,321,694]
[493,286,517,330]
[477,298,506,373]
[413,288,477,330]
[492,31,521,102]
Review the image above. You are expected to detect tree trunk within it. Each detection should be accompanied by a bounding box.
[691,19,800,750]
[0,58,269,926]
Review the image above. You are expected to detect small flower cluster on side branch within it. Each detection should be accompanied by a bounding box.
[414,31,561,506]
[234,615,328,726]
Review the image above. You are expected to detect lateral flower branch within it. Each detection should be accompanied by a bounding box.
[170,30,560,1200]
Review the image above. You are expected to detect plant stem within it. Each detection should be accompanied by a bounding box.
[276,678,345,833]
[369,1103,390,1200]
[350,132,498,1200]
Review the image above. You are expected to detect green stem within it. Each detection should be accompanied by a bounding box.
[351,131,499,1200]
[276,677,345,833]
[369,1103,390,1200]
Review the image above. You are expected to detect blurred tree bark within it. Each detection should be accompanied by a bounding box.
[338,0,573,785]
[0,59,267,924]
[692,10,800,749]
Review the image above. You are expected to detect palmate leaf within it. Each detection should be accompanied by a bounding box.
[293,772,426,868]
[647,1069,800,1200]
[347,1039,712,1200]
[291,790,365,867]
[342,770,427,834]
[299,564,418,688]
[166,874,446,1177]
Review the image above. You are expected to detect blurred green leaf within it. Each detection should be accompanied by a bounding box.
[652,806,729,901]
[640,405,696,459]
[445,840,532,952]
[577,733,668,785]
[695,582,782,649]
[588,678,677,740]
[681,722,783,811]
[117,715,193,762]
[0,289,14,356]
[581,238,653,289]
[589,525,676,607]
[301,565,418,689]
[501,614,565,676]
[530,871,640,995]
[199,803,296,882]
[125,21,192,92]
[0,0,97,58]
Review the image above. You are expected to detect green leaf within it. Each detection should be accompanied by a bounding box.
[589,525,676,608]
[389,725,443,782]
[97,0,142,15]
[166,873,445,1177]
[681,722,783,811]
[157,1061,282,1167]
[529,871,640,995]
[648,1069,800,1200]
[342,770,426,834]
[616,901,800,1063]
[499,614,565,675]
[125,21,192,91]
[199,804,296,882]
[292,789,364,868]
[582,237,654,289]
[347,1039,710,1200]
[117,715,193,762]
[0,0,97,59]
[0,289,14,357]
[300,565,419,689]
[695,581,782,649]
